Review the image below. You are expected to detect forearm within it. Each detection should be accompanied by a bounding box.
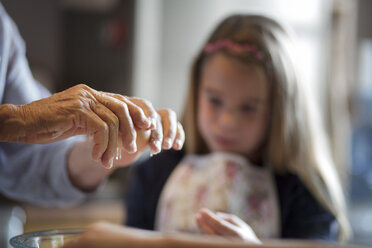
[64,222,260,248]
[67,139,113,192]
[0,104,25,142]
[0,102,55,143]
[107,227,259,248]
[0,103,108,193]
[163,234,259,248]
[67,138,148,192]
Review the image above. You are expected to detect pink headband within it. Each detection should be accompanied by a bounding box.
[203,39,264,60]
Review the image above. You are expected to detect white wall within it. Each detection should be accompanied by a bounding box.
[133,0,331,115]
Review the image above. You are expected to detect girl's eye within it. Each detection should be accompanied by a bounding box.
[241,105,257,113]
[208,96,222,107]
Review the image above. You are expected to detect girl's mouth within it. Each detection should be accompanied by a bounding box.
[214,135,235,148]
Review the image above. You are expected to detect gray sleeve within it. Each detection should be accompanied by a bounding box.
[0,2,51,105]
[0,4,91,206]
[0,137,90,207]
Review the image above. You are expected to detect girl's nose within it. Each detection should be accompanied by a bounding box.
[218,109,239,130]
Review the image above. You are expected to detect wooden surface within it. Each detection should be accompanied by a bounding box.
[21,200,125,232]
[18,203,366,248]
[18,197,365,248]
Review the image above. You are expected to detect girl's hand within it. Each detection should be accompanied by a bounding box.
[196,208,261,244]
[125,98,185,154]
[155,108,185,151]
[113,107,185,167]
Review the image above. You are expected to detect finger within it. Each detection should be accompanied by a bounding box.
[126,97,158,129]
[216,212,247,227]
[196,213,217,235]
[173,121,185,150]
[108,93,152,129]
[158,109,177,149]
[117,118,137,155]
[87,90,137,153]
[216,212,235,223]
[94,93,139,146]
[90,103,119,169]
[83,110,109,163]
[148,114,163,155]
[216,212,261,244]
[107,101,137,154]
[198,208,238,237]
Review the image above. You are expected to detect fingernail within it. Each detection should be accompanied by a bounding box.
[143,118,151,129]
[93,154,100,162]
[154,140,161,151]
[150,140,161,155]
[93,145,104,162]
[115,147,122,160]
[108,158,114,169]
[174,140,183,150]
[151,118,157,129]
[128,141,137,153]
[150,150,160,156]
[103,157,114,169]
[163,138,172,149]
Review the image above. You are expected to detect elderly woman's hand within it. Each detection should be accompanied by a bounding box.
[0,84,156,168]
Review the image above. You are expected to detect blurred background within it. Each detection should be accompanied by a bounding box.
[0,0,371,247]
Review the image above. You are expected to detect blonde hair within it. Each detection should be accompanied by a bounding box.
[181,14,351,241]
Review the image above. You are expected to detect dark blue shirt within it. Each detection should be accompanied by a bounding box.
[124,150,337,240]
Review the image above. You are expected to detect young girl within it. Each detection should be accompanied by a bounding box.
[124,14,351,242]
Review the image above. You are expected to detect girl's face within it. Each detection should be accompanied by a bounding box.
[197,53,270,159]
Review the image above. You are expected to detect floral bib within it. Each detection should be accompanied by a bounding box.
[155,152,280,238]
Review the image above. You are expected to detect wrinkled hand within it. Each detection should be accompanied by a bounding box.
[2,84,155,168]
[196,208,261,244]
